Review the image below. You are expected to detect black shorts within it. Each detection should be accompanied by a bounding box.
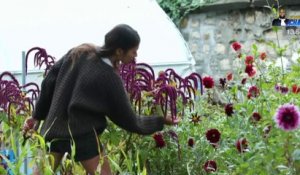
[47,132,100,161]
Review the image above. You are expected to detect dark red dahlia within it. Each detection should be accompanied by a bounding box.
[203,160,217,173]
[245,55,254,65]
[225,103,234,116]
[153,133,166,148]
[227,72,233,81]
[291,84,300,94]
[260,52,267,60]
[232,42,241,51]
[206,129,221,144]
[188,138,195,147]
[245,64,256,77]
[203,76,214,89]
[247,86,260,99]
[280,86,289,94]
[241,78,247,85]
[236,138,248,153]
[252,112,261,122]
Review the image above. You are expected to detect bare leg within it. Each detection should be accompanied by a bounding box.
[100,155,112,175]
[51,152,64,172]
[81,155,112,175]
[32,152,63,175]
[81,155,99,175]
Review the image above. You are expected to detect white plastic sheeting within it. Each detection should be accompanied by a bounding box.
[0,0,195,76]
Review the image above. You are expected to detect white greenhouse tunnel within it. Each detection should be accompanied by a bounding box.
[0,0,195,85]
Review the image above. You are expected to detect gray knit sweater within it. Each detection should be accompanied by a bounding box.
[33,49,164,140]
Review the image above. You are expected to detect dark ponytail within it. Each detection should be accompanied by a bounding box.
[97,24,140,58]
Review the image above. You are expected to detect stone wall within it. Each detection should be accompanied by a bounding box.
[180,0,300,79]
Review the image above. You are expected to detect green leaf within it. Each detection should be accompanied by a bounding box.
[292,149,300,161]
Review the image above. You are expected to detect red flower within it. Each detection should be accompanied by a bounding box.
[188,138,194,147]
[227,72,233,81]
[203,76,214,89]
[245,55,254,65]
[203,160,217,173]
[206,129,221,144]
[245,64,256,77]
[241,78,247,85]
[292,84,300,94]
[232,42,241,51]
[236,138,248,153]
[23,118,36,132]
[225,103,234,116]
[252,112,261,122]
[247,86,260,99]
[26,118,35,129]
[153,133,166,148]
[260,52,267,60]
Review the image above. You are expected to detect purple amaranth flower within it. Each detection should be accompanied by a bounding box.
[25,47,55,76]
[274,104,300,131]
[182,72,203,95]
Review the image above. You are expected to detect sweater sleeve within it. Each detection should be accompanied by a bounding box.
[32,59,63,120]
[104,72,164,135]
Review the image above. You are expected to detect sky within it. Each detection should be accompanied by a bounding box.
[0,0,193,72]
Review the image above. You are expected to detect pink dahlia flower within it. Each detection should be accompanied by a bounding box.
[274,104,300,131]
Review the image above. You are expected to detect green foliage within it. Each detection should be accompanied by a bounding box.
[156,0,218,26]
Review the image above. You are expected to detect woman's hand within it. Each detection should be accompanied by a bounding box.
[164,115,180,125]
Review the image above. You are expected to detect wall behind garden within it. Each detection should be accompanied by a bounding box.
[180,0,300,79]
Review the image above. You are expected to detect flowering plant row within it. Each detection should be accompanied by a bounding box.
[0,37,300,174]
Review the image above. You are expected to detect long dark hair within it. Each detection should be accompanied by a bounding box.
[97,24,140,57]
[69,24,140,65]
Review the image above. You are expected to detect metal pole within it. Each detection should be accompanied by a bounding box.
[22,51,28,175]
